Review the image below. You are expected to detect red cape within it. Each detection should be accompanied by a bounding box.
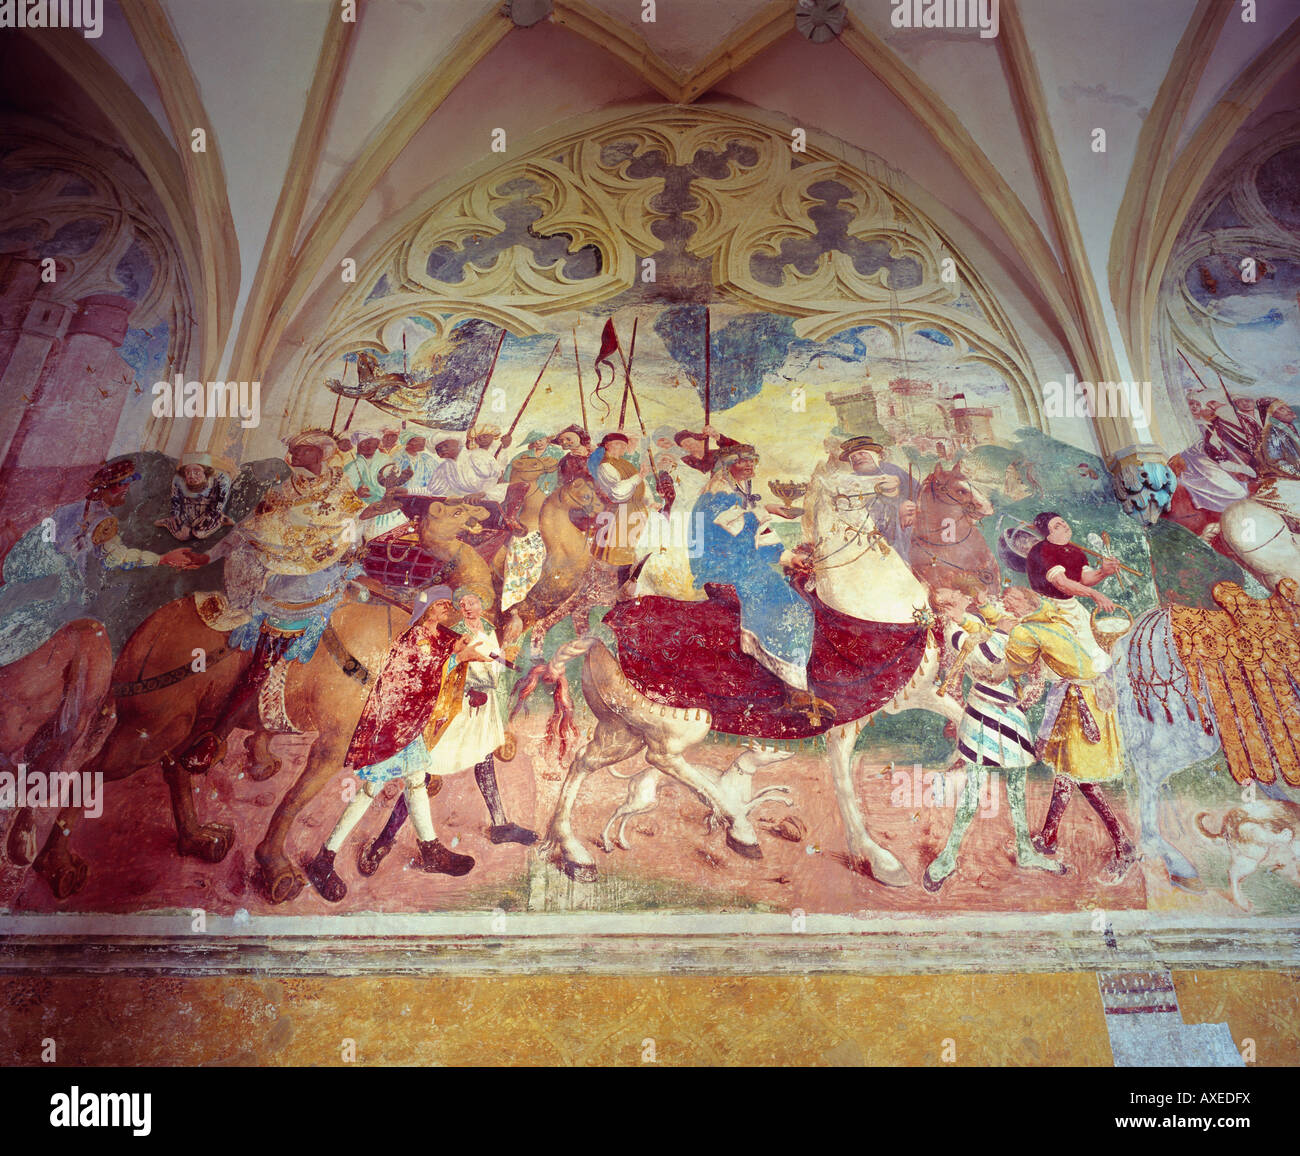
[344,618,463,770]
[602,583,927,739]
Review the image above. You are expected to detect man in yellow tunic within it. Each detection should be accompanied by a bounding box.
[589,430,650,585]
[998,583,1138,883]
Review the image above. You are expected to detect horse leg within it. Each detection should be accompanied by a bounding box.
[160,752,236,863]
[636,719,762,859]
[5,807,36,865]
[825,726,910,886]
[545,716,645,880]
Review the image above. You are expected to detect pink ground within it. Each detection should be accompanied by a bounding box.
[1,716,1146,916]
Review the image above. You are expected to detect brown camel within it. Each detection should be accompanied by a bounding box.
[501,474,605,644]
[2,619,118,887]
[20,503,488,903]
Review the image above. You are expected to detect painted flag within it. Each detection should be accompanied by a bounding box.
[592,318,621,420]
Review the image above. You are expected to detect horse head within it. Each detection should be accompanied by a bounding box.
[926,461,993,523]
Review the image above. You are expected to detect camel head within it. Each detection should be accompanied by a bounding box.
[559,474,602,516]
[416,499,491,547]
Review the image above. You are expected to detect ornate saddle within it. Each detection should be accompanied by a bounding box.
[603,581,928,741]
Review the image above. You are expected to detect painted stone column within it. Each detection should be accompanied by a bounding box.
[0,255,75,473]
[0,293,135,523]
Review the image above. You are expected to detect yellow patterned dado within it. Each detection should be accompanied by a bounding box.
[2,974,1116,1067]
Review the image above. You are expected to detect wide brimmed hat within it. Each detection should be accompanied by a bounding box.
[88,459,139,493]
[839,435,885,461]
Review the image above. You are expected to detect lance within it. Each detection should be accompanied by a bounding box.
[573,325,588,431]
[613,319,656,474]
[1179,348,1247,437]
[618,317,638,428]
[497,337,560,458]
[468,327,509,433]
[341,356,363,432]
[329,357,344,434]
[703,305,712,455]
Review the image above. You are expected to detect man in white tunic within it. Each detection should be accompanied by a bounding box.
[355,589,537,871]
[802,435,926,624]
[921,587,1065,892]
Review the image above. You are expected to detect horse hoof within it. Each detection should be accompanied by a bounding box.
[34,851,88,900]
[725,831,763,860]
[1169,871,1205,894]
[259,861,306,905]
[246,756,282,783]
[5,813,36,865]
[558,856,598,883]
[177,822,234,863]
[853,856,911,888]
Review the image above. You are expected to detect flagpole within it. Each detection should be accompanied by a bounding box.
[618,316,638,429]
[615,321,656,476]
[496,338,560,458]
[341,356,362,432]
[468,327,509,433]
[703,305,711,455]
[573,326,588,432]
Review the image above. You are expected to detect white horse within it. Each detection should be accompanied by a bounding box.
[522,475,964,886]
[1219,484,1300,589]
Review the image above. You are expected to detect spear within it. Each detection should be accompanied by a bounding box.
[1179,348,1247,436]
[496,338,560,458]
[573,326,588,432]
[703,305,711,456]
[618,317,638,428]
[468,327,509,433]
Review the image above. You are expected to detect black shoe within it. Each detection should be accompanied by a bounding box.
[1031,834,1057,857]
[922,866,947,894]
[306,846,347,902]
[357,837,394,878]
[417,839,475,877]
[489,822,537,846]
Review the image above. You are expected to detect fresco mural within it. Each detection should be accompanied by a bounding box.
[0,99,1296,961]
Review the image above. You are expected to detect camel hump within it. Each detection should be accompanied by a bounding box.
[113,594,220,681]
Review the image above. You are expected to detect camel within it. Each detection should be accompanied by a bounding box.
[16,504,497,902]
[501,474,606,643]
[1,620,118,882]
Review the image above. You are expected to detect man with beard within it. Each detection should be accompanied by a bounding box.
[154,453,234,541]
[199,429,376,731]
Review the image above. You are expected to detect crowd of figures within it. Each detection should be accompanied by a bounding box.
[1,389,1296,908]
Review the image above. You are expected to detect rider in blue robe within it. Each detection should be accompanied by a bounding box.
[689,446,813,687]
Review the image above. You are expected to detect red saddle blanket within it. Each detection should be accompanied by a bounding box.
[602,584,929,740]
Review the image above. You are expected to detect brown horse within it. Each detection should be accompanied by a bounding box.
[907,461,998,598]
[501,473,605,643]
[2,619,118,885]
